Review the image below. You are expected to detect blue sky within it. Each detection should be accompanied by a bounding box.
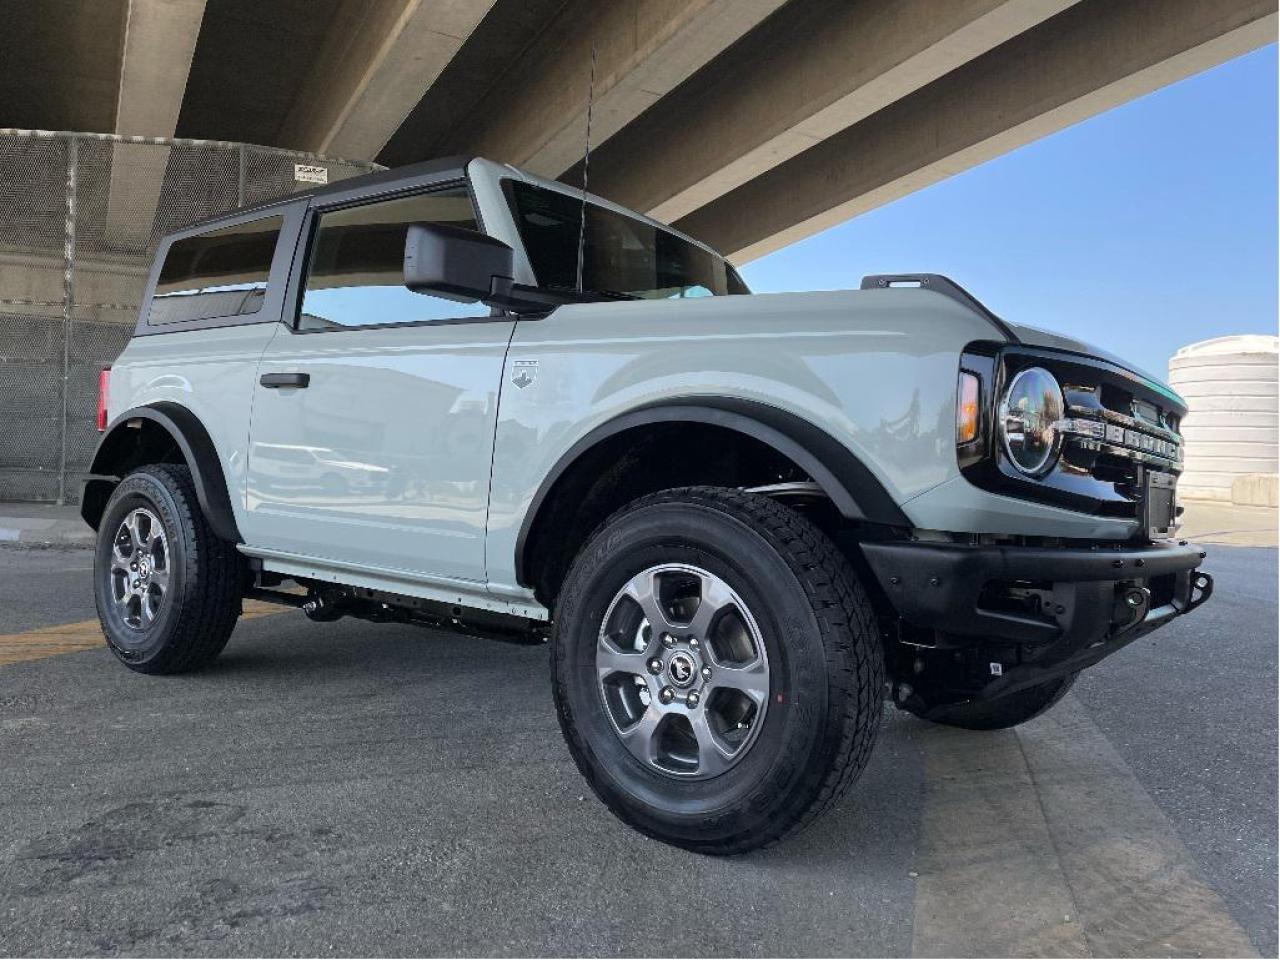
[739,44,1278,379]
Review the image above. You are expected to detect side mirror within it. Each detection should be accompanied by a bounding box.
[403,222,515,303]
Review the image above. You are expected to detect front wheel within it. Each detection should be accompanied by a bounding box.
[551,487,884,855]
[94,463,243,674]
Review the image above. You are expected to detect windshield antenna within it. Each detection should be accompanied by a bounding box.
[575,41,597,293]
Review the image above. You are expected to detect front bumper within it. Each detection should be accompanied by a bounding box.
[862,538,1213,703]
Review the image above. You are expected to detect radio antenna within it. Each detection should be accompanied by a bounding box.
[575,41,597,293]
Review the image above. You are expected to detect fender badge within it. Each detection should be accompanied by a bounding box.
[511,359,538,389]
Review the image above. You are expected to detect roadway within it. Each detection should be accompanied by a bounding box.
[0,542,1273,957]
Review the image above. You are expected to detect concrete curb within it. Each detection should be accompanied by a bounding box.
[1231,473,1279,508]
[1179,499,1278,548]
[0,512,94,548]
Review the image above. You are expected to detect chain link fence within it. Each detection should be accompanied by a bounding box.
[0,130,380,503]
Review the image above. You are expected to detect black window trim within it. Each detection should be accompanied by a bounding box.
[286,178,507,336]
[133,200,307,337]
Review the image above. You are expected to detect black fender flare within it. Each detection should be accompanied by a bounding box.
[81,402,242,543]
[514,397,910,585]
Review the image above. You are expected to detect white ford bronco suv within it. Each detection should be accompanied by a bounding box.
[84,157,1212,854]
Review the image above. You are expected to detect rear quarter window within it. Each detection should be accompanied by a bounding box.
[149,215,284,325]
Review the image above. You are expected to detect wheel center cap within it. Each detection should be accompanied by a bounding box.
[667,651,697,689]
[138,558,150,579]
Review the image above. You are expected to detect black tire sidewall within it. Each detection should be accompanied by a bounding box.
[94,471,192,666]
[554,499,836,847]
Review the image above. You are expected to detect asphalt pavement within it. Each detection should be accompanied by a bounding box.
[0,542,1274,957]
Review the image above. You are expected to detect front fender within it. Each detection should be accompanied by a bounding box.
[511,397,912,587]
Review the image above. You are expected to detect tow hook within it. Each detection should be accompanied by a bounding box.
[1113,584,1150,632]
[1188,571,1214,611]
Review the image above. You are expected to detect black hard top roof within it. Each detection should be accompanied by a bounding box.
[215,155,472,222]
[302,155,470,202]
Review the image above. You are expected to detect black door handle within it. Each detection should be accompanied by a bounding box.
[260,372,310,389]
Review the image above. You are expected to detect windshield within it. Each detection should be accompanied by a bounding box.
[504,180,749,299]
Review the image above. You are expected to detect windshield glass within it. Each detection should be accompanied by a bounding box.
[504,180,749,299]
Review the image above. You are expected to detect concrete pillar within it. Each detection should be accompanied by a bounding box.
[113,0,207,139]
[445,0,788,178]
[105,0,207,252]
[276,0,498,160]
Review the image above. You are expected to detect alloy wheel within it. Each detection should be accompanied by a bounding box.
[596,564,770,779]
[109,507,170,630]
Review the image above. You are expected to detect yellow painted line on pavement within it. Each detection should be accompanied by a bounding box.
[912,695,1257,958]
[0,601,289,667]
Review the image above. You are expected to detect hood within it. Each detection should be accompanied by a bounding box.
[1004,322,1167,387]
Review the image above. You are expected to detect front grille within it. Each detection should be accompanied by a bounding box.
[1059,374,1183,473]
[1057,382,1183,518]
[1059,416,1181,465]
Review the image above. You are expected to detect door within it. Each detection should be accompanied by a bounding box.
[246,184,514,585]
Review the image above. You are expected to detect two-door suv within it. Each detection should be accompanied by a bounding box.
[84,157,1212,853]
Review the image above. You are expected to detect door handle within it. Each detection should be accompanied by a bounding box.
[260,372,310,389]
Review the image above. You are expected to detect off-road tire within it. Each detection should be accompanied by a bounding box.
[552,486,884,855]
[916,673,1077,731]
[94,464,242,674]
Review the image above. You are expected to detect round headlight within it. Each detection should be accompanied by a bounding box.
[999,366,1064,476]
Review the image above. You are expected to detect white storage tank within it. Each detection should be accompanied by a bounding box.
[1168,335,1279,503]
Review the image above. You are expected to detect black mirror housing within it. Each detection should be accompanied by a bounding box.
[404,222,515,303]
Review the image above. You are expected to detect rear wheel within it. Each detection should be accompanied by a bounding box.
[551,487,884,854]
[94,464,243,674]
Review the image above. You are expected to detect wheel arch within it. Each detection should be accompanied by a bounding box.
[81,402,242,544]
[514,398,909,599]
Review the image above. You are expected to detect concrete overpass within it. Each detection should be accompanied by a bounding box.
[0,0,1274,503]
[1,0,1274,262]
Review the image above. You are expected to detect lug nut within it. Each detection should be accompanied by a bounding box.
[659,686,675,704]
[701,666,713,681]
[689,637,700,649]
[686,691,700,708]
[132,579,140,588]
[661,633,676,649]
[647,658,663,675]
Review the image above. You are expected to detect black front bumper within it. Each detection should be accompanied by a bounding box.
[862,538,1213,703]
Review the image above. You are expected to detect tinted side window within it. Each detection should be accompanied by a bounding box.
[149,216,283,325]
[298,186,491,331]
